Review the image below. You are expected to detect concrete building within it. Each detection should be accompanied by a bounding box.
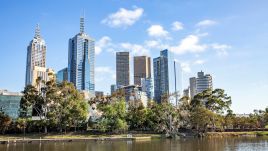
[56,67,68,83]
[110,84,117,95]
[118,85,148,107]
[153,49,180,104]
[189,71,213,97]
[30,66,55,91]
[183,87,190,98]
[0,90,23,119]
[95,91,104,97]
[134,56,151,85]
[189,77,197,99]
[68,16,95,92]
[116,52,130,88]
[25,24,46,86]
[141,78,153,100]
[196,71,213,94]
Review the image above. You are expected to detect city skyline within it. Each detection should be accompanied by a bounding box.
[0,0,268,113]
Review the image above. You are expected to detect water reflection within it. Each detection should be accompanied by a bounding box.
[0,137,268,151]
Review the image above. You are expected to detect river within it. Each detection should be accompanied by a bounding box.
[1,137,268,151]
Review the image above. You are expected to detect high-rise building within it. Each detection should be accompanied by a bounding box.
[196,71,213,94]
[68,16,95,92]
[189,71,213,98]
[116,52,130,88]
[189,77,197,98]
[134,56,151,85]
[56,67,68,83]
[153,49,180,104]
[141,78,153,100]
[110,84,117,95]
[25,24,46,86]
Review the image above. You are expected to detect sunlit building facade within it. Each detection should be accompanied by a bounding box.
[68,16,95,92]
[25,24,46,86]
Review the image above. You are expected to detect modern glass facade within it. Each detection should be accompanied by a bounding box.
[0,90,22,119]
[56,67,68,83]
[153,49,180,104]
[68,17,95,92]
[141,78,154,100]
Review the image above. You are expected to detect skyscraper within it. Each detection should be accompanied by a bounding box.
[134,56,151,85]
[68,16,95,92]
[116,52,130,88]
[153,49,180,103]
[56,67,68,83]
[25,24,46,86]
[189,71,213,98]
[141,78,153,100]
[196,71,213,94]
[189,77,197,98]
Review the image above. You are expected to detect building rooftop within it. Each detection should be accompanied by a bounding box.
[0,89,23,96]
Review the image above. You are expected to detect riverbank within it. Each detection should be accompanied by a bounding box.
[207,131,268,137]
[0,133,161,144]
[1,131,268,144]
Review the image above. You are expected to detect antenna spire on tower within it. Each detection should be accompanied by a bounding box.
[35,24,41,38]
[80,11,85,34]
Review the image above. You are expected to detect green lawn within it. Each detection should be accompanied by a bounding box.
[0,133,161,140]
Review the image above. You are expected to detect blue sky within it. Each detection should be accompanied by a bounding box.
[0,0,268,113]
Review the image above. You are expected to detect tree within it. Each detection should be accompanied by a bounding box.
[190,89,232,131]
[127,101,148,130]
[47,81,88,132]
[96,99,127,132]
[146,102,179,133]
[0,112,12,134]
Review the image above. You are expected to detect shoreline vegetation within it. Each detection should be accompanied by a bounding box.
[1,131,268,143]
[1,80,268,142]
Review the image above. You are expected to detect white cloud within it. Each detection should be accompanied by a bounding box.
[170,35,207,55]
[211,43,231,57]
[193,59,206,65]
[196,19,217,27]
[147,25,169,38]
[180,62,191,73]
[95,36,112,55]
[120,43,150,56]
[95,66,114,74]
[172,21,184,31]
[95,66,116,82]
[101,7,144,28]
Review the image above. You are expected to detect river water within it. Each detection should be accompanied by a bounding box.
[1,137,268,151]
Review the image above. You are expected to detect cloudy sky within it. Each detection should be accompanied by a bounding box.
[0,0,268,113]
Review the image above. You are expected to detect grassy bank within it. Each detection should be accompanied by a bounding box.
[0,133,162,141]
[207,131,268,137]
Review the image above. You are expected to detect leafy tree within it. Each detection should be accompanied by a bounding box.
[127,101,148,130]
[146,102,179,133]
[0,112,12,134]
[96,99,127,132]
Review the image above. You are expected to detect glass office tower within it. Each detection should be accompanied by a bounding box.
[153,49,180,104]
[68,16,95,92]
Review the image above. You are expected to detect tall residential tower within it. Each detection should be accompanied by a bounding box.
[68,16,95,92]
